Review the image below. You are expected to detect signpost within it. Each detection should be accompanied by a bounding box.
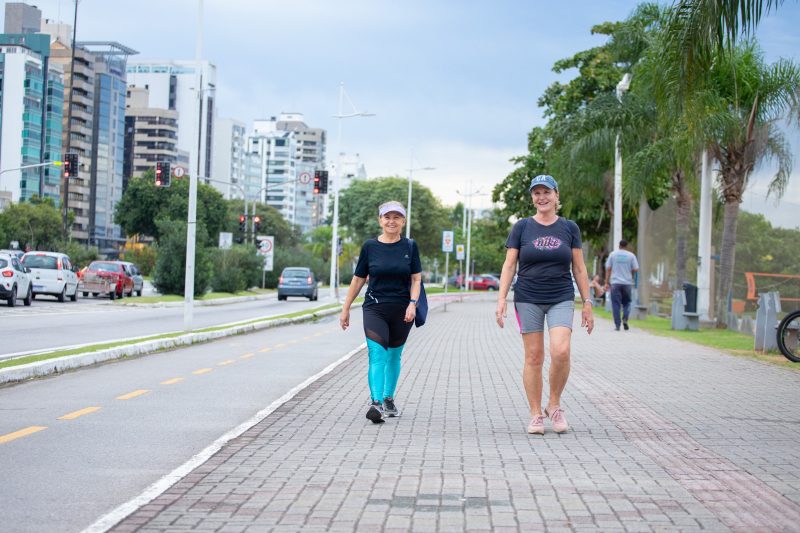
[442,231,454,310]
[256,235,274,288]
[218,232,233,250]
[456,243,465,291]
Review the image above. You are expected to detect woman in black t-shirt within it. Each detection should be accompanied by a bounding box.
[340,201,422,424]
[495,175,594,435]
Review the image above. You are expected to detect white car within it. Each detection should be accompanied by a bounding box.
[0,252,33,307]
[21,251,79,302]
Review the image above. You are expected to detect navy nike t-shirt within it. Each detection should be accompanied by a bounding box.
[505,216,582,304]
[354,237,422,307]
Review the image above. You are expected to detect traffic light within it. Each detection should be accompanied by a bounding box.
[63,153,79,178]
[239,215,246,232]
[319,170,329,194]
[313,171,322,194]
[253,215,262,232]
[155,161,171,187]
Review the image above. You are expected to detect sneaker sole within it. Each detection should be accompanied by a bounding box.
[366,406,385,424]
[527,427,544,435]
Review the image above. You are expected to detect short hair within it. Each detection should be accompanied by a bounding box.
[619,239,628,248]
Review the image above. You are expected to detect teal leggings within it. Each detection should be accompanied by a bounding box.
[367,339,405,402]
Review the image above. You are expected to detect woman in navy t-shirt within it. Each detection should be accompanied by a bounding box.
[495,175,594,435]
[340,201,422,424]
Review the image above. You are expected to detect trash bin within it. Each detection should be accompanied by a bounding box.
[683,282,698,313]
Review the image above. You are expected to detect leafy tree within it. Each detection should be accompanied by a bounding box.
[224,199,300,248]
[0,197,65,250]
[115,170,228,246]
[152,218,213,296]
[120,245,157,276]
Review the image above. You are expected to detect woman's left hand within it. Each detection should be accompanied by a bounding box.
[404,303,416,323]
[581,303,594,334]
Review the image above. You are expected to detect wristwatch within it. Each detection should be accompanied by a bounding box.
[409,299,418,304]
[582,298,593,306]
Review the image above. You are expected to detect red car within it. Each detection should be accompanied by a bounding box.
[453,274,499,291]
[79,261,135,299]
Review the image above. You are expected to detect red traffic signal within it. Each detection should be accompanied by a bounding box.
[253,215,262,232]
[155,161,171,187]
[63,153,78,178]
[239,215,247,232]
[313,171,321,194]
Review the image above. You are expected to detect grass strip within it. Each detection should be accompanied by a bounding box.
[591,306,797,370]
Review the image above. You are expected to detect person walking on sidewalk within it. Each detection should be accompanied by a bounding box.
[495,175,594,435]
[340,200,422,424]
[604,239,639,331]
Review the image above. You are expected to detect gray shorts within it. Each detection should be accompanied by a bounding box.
[514,300,574,334]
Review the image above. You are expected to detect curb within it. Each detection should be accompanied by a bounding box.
[117,292,276,308]
[0,305,345,387]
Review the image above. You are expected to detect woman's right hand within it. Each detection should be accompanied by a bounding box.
[495,300,507,328]
[339,309,350,330]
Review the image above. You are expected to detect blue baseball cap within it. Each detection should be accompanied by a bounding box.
[528,175,558,191]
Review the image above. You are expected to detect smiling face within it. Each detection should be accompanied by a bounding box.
[530,185,559,214]
[379,211,406,236]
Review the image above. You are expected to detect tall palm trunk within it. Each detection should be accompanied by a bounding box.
[715,199,741,326]
[673,169,691,288]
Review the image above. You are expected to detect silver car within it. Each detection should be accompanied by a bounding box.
[21,251,79,302]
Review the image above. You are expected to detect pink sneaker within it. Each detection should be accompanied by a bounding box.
[545,407,569,433]
[527,414,545,434]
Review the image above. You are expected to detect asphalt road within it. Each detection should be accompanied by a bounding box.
[0,291,338,358]
[0,310,367,533]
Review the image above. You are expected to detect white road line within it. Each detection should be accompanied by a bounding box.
[81,342,367,533]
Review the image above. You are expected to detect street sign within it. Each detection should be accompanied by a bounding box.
[299,172,311,184]
[173,166,186,178]
[456,244,465,261]
[442,231,454,253]
[256,235,274,271]
[218,232,233,250]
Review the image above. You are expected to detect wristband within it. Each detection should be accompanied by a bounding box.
[409,299,417,304]
[582,299,593,306]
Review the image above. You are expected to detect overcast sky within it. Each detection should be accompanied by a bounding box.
[6,0,799,228]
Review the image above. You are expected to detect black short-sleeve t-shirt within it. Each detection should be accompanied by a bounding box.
[354,237,422,307]
[505,216,582,304]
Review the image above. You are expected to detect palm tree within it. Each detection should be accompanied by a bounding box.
[695,42,800,325]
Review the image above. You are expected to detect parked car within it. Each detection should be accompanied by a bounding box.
[79,261,134,299]
[450,274,499,291]
[20,251,79,302]
[117,261,144,297]
[0,252,33,307]
[277,267,318,301]
[0,249,25,261]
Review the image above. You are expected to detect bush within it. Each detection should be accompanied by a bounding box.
[57,240,99,269]
[263,247,326,288]
[152,219,213,296]
[210,246,264,293]
[121,245,157,276]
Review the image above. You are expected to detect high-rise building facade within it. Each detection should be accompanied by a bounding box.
[123,86,180,188]
[212,117,248,199]
[126,60,215,183]
[3,3,42,34]
[0,33,63,207]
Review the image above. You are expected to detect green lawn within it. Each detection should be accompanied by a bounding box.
[591,306,798,370]
[119,288,274,305]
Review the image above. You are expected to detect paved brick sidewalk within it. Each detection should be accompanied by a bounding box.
[111,296,800,532]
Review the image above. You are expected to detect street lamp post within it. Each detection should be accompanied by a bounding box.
[329,82,374,301]
[405,154,435,239]
[456,185,486,291]
[613,73,632,252]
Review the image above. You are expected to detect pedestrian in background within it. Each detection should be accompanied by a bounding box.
[340,201,422,424]
[495,175,594,435]
[604,240,639,331]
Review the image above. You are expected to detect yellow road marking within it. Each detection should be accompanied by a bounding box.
[303,336,312,341]
[314,332,324,337]
[218,360,235,366]
[275,343,288,349]
[161,377,185,385]
[192,368,212,375]
[0,426,47,444]
[116,389,150,400]
[240,353,255,359]
[58,407,101,420]
[259,347,271,353]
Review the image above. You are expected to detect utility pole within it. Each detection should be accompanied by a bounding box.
[62,0,79,239]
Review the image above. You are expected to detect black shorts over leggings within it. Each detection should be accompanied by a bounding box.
[363,302,413,349]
